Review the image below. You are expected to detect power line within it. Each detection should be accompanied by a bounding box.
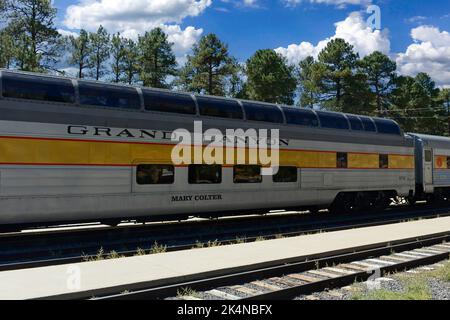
[380,106,450,113]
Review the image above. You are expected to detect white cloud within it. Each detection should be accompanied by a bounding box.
[283,0,371,8]
[62,0,211,59]
[57,29,79,38]
[397,26,450,87]
[275,12,390,65]
[405,16,427,24]
[64,0,211,31]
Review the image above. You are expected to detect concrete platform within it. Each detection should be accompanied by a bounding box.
[1,217,450,300]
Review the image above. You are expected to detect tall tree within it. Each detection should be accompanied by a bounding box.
[0,29,15,69]
[89,25,110,80]
[390,73,444,135]
[138,27,176,88]
[110,32,125,83]
[14,32,34,70]
[359,51,397,116]
[69,29,91,79]
[297,56,325,108]
[245,49,297,104]
[176,59,197,92]
[182,33,235,95]
[122,38,140,85]
[226,59,246,98]
[316,38,359,111]
[7,0,61,71]
[440,88,450,136]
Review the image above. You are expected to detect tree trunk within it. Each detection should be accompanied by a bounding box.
[336,78,341,110]
[208,63,213,95]
[375,83,382,116]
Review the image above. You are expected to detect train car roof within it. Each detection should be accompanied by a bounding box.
[408,133,450,149]
[0,69,406,143]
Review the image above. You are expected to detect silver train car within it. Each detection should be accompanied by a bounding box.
[410,133,450,201]
[0,70,420,228]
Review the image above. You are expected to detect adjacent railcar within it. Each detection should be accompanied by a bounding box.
[0,70,416,227]
[409,133,450,201]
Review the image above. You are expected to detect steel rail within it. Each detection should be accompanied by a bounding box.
[1,204,450,272]
[91,232,450,301]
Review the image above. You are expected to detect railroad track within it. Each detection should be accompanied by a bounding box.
[94,232,450,300]
[1,204,450,272]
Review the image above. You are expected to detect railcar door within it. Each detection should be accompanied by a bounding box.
[424,149,433,186]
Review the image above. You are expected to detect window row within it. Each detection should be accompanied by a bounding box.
[1,71,401,135]
[136,165,298,185]
[136,155,392,186]
[337,153,390,169]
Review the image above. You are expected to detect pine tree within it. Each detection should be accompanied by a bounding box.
[390,73,444,135]
[0,29,15,68]
[245,49,297,105]
[69,29,91,79]
[440,88,450,136]
[7,0,61,71]
[316,38,359,111]
[111,32,125,83]
[122,38,140,85]
[138,27,177,88]
[89,25,110,80]
[298,56,325,108]
[359,51,397,116]
[181,34,235,96]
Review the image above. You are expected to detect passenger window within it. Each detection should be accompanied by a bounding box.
[2,72,75,103]
[233,165,262,183]
[347,115,364,131]
[197,96,243,119]
[373,118,401,135]
[425,150,432,163]
[379,154,389,169]
[317,111,349,130]
[143,89,196,115]
[188,165,222,184]
[447,157,450,169]
[337,153,348,169]
[282,107,319,127]
[273,167,297,183]
[243,102,284,123]
[360,117,377,132]
[136,165,174,185]
[79,82,141,109]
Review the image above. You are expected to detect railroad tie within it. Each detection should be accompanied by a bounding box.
[250,281,283,292]
[179,296,203,301]
[285,273,318,283]
[338,263,369,272]
[229,285,262,296]
[206,289,240,300]
[415,248,446,254]
[365,258,396,266]
[323,267,355,275]
[394,252,427,259]
[307,269,341,278]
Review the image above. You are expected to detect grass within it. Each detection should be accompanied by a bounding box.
[352,274,433,300]
[234,236,246,244]
[149,242,167,254]
[134,247,147,256]
[207,239,221,247]
[193,241,205,249]
[430,260,450,282]
[177,287,201,299]
[82,247,125,262]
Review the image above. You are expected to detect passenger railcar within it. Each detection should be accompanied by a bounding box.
[0,70,416,228]
[410,133,450,202]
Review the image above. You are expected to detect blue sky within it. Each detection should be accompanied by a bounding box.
[53,0,450,86]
